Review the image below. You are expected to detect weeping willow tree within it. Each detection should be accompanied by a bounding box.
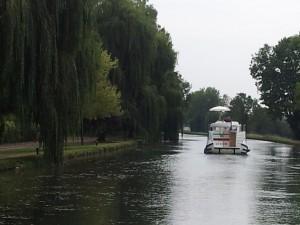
[0,0,100,164]
[96,0,157,139]
[96,0,189,141]
[82,50,122,142]
[0,0,189,166]
[84,50,121,120]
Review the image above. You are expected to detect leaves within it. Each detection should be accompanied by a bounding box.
[0,0,189,163]
[0,0,101,163]
[230,93,255,125]
[186,87,222,132]
[84,51,121,119]
[96,0,188,141]
[250,34,300,138]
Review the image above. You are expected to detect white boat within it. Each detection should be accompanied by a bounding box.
[204,106,250,154]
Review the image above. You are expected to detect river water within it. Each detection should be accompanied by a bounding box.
[1,134,300,225]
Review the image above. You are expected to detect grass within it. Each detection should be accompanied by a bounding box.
[64,141,137,161]
[0,148,35,159]
[0,140,137,172]
[184,131,300,146]
[183,131,208,136]
[246,133,300,146]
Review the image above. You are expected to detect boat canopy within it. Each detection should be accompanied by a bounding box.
[209,106,230,112]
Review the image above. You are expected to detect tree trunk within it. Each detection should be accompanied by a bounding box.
[80,119,84,145]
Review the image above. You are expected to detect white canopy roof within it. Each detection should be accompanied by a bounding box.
[209,106,230,112]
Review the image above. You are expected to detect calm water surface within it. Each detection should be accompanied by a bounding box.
[1,135,300,225]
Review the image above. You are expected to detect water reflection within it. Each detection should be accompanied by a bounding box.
[253,142,300,225]
[1,135,300,224]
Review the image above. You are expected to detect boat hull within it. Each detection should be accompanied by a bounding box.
[204,143,250,154]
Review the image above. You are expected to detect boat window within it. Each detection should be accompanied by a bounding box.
[231,126,242,132]
[214,127,228,132]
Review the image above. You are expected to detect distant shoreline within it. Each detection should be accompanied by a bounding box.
[246,133,300,146]
[183,131,300,146]
[183,131,208,136]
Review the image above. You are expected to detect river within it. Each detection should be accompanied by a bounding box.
[1,134,300,225]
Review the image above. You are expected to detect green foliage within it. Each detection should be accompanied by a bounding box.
[229,93,255,126]
[250,34,300,138]
[84,51,121,119]
[248,106,293,138]
[185,87,293,138]
[186,87,222,132]
[161,72,187,141]
[229,93,293,137]
[0,115,20,143]
[295,82,300,110]
[0,0,100,164]
[0,0,189,165]
[96,0,188,142]
[96,0,157,138]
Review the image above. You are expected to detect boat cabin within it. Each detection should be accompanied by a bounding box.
[209,121,242,132]
[204,106,250,154]
[208,120,245,148]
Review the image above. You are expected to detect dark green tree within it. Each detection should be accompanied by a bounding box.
[162,72,188,141]
[250,35,300,138]
[96,0,157,138]
[248,104,293,138]
[96,0,188,141]
[0,0,100,164]
[0,0,188,164]
[186,87,222,132]
[230,93,255,126]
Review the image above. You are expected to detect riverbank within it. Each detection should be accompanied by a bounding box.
[247,133,300,146]
[183,131,300,146]
[0,140,137,172]
[183,131,208,136]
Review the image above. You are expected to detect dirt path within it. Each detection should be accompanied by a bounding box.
[0,142,38,151]
[0,137,97,151]
[0,137,97,160]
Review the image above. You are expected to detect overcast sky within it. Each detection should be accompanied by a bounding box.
[149,0,300,98]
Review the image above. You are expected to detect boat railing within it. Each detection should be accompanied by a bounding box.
[242,124,246,132]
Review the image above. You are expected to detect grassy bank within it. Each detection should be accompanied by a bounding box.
[63,141,137,162]
[183,131,208,136]
[246,133,300,146]
[183,131,300,146]
[0,140,137,172]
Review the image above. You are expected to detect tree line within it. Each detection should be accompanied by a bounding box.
[185,88,294,138]
[250,34,300,139]
[0,0,189,164]
[186,34,300,139]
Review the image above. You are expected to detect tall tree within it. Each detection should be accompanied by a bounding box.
[295,82,300,110]
[250,35,300,138]
[0,0,100,164]
[230,93,255,126]
[84,51,121,120]
[186,87,222,132]
[248,104,293,138]
[96,0,157,138]
[83,50,122,142]
[96,0,188,141]
[0,0,188,161]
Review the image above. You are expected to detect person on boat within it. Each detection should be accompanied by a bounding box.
[224,116,232,122]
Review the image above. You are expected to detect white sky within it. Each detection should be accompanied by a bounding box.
[149,0,300,98]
